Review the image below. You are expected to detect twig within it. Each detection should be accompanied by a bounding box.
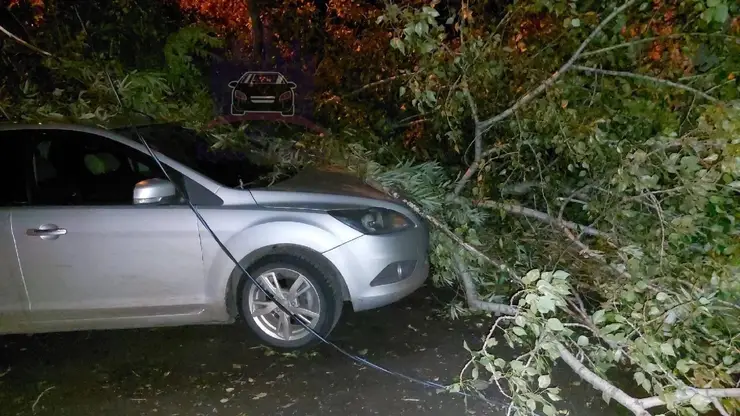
[0,98,10,120]
[705,78,737,94]
[345,72,417,97]
[479,200,614,240]
[0,24,53,57]
[453,78,485,195]
[562,225,631,279]
[453,0,637,195]
[580,32,740,58]
[32,386,56,413]
[0,367,10,378]
[571,65,720,102]
[645,193,666,268]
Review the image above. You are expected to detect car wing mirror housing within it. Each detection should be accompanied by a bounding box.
[133,178,177,205]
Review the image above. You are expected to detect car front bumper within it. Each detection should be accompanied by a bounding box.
[322,223,430,312]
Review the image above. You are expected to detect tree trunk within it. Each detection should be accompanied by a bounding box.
[313,0,328,66]
[246,0,264,65]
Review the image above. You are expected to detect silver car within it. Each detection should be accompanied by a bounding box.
[0,123,429,349]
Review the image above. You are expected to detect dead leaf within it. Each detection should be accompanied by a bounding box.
[252,393,267,400]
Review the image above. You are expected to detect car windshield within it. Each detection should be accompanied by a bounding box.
[249,73,282,84]
[115,124,295,189]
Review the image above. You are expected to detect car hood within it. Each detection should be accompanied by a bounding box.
[268,167,394,201]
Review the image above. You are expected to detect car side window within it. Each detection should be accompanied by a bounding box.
[28,129,185,206]
[0,131,31,207]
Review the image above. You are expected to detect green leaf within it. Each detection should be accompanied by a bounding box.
[399,86,406,97]
[571,18,581,27]
[523,269,541,285]
[601,323,622,335]
[656,292,669,302]
[577,336,589,346]
[592,310,606,325]
[510,360,524,373]
[660,343,676,357]
[538,375,551,388]
[707,0,720,6]
[513,326,527,337]
[634,371,646,385]
[537,296,556,315]
[543,404,557,416]
[526,398,537,410]
[714,4,729,22]
[390,37,405,54]
[494,358,506,368]
[547,318,564,331]
[676,359,691,373]
[690,394,712,412]
[552,270,569,280]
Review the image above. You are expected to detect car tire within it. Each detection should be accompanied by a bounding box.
[238,254,343,350]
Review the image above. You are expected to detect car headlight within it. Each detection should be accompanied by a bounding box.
[279,91,292,101]
[329,208,413,235]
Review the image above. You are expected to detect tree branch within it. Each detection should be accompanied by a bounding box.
[580,32,740,58]
[453,79,485,195]
[456,261,518,316]
[554,341,651,416]
[454,0,637,195]
[346,72,417,97]
[0,24,53,57]
[476,0,637,135]
[479,200,615,240]
[571,65,720,102]
[638,388,740,410]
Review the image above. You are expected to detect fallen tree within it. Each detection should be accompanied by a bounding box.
[366,1,740,415]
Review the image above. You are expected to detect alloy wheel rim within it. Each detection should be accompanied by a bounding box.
[247,268,321,341]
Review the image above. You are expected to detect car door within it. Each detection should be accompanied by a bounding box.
[11,128,207,326]
[0,132,31,332]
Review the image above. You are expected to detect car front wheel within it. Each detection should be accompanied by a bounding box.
[238,255,342,349]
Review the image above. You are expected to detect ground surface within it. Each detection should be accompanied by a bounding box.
[0,287,624,416]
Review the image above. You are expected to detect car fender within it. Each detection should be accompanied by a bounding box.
[204,219,356,318]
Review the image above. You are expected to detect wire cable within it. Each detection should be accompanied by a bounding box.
[72,6,517,412]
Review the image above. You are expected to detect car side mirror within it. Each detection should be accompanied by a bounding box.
[287,82,297,89]
[228,80,238,89]
[133,178,177,205]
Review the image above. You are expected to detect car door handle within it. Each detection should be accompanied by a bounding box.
[26,225,67,240]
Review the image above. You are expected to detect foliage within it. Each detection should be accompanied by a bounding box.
[1,1,221,128]
[377,0,740,415]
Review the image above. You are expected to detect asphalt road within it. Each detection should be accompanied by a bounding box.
[0,287,621,416]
